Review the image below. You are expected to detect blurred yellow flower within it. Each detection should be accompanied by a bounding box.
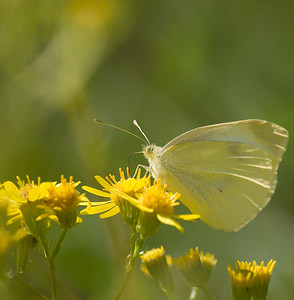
[0,186,9,228]
[227,260,276,300]
[67,0,119,28]
[4,176,54,237]
[0,226,28,276]
[0,228,27,256]
[173,246,217,288]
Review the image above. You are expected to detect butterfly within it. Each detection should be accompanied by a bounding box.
[141,119,288,231]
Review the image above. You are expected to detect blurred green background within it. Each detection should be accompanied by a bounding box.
[1,0,293,299]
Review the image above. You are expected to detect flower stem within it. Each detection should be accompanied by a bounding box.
[48,257,58,300]
[160,286,174,300]
[114,235,146,300]
[51,229,68,258]
[190,285,214,300]
[113,266,133,300]
[129,225,136,258]
[38,235,58,300]
[189,287,198,300]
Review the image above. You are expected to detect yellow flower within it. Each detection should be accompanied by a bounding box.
[67,0,118,28]
[4,176,54,237]
[227,260,276,300]
[115,180,200,236]
[38,176,85,229]
[80,168,150,226]
[0,227,27,275]
[0,228,27,256]
[141,246,174,294]
[173,247,217,288]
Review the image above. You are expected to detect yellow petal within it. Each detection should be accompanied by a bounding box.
[79,200,112,206]
[36,212,52,221]
[28,188,41,202]
[6,207,20,216]
[76,216,83,224]
[3,182,25,203]
[123,179,136,193]
[99,206,120,219]
[38,182,53,198]
[80,202,116,215]
[94,176,112,190]
[175,214,200,221]
[110,189,153,213]
[6,214,22,225]
[82,186,110,197]
[74,181,81,187]
[157,214,184,233]
[134,178,149,190]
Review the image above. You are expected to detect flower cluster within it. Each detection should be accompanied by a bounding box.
[4,175,85,236]
[0,167,279,300]
[228,260,276,300]
[140,245,218,300]
[81,168,201,300]
[81,168,200,236]
[0,175,85,282]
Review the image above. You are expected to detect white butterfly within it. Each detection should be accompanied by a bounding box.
[141,119,288,231]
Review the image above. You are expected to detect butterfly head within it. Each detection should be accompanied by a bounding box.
[143,144,161,162]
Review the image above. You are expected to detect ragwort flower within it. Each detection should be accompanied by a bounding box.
[80,168,150,226]
[228,259,276,300]
[0,227,27,276]
[38,176,85,229]
[4,176,54,238]
[173,246,217,288]
[140,246,174,293]
[114,180,200,236]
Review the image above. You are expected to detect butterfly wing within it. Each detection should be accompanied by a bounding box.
[156,119,288,231]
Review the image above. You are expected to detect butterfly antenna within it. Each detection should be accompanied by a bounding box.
[133,120,150,145]
[94,118,146,144]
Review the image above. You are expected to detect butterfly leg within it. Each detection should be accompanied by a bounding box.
[133,164,150,178]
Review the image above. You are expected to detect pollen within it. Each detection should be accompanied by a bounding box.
[141,246,166,264]
[46,176,80,211]
[16,175,41,200]
[138,181,177,216]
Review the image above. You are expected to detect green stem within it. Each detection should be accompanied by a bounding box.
[113,266,133,300]
[129,225,136,259]
[51,229,68,258]
[114,235,146,300]
[48,257,58,300]
[189,287,198,300]
[160,286,174,300]
[38,235,58,300]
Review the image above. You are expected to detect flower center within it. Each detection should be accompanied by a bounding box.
[139,183,174,216]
